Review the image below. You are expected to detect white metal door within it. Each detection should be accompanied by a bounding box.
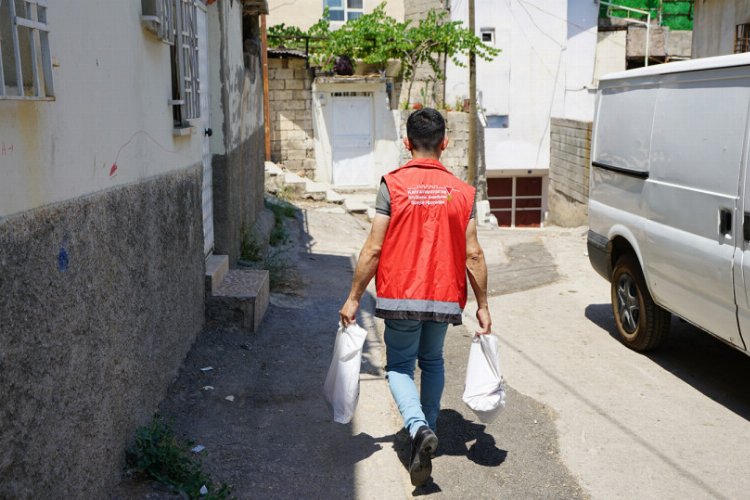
[332,94,373,186]
[197,5,213,256]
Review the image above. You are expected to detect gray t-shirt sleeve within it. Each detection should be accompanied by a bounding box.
[375,180,391,216]
[375,180,476,218]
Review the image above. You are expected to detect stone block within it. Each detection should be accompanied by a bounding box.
[326,189,345,204]
[303,158,317,171]
[271,90,293,101]
[206,269,270,332]
[548,188,587,227]
[270,100,287,111]
[279,117,295,131]
[289,58,306,69]
[287,100,306,110]
[282,139,309,151]
[282,129,309,141]
[268,79,285,90]
[274,68,295,80]
[293,90,312,100]
[284,159,304,170]
[292,110,312,120]
[285,79,304,90]
[627,25,667,58]
[285,149,308,160]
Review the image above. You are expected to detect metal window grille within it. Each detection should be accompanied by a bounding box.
[0,0,54,100]
[142,0,200,124]
[176,0,199,121]
[331,91,372,97]
[325,0,363,22]
[735,23,750,54]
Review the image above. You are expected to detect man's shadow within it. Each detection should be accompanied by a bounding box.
[435,409,508,465]
[391,409,507,495]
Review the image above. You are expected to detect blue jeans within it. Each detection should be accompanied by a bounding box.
[384,319,449,438]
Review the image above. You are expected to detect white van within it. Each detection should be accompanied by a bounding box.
[588,52,750,353]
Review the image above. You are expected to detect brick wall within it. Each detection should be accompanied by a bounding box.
[548,118,592,226]
[268,57,315,177]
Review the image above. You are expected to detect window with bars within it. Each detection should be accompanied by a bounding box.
[325,0,363,22]
[0,0,54,100]
[142,0,200,126]
[736,23,750,53]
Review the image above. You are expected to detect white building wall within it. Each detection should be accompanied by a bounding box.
[0,1,202,218]
[594,30,627,82]
[693,0,750,58]
[267,0,405,30]
[445,0,597,173]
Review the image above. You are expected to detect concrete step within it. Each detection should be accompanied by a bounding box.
[304,180,328,201]
[265,161,284,177]
[206,269,270,332]
[283,172,307,195]
[205,254,229,296]
[344,198,370,214]
[325,189,345,204]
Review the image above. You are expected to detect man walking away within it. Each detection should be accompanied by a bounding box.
[339,108,491,487]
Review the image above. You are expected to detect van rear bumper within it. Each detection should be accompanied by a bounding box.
[587,230,611,281]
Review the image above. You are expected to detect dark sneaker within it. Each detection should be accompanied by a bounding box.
[409,425,438,486]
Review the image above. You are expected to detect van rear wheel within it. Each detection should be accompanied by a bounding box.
[611,255,670,351]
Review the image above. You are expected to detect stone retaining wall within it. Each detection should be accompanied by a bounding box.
[548,118,592,227]
[268,57,315,178]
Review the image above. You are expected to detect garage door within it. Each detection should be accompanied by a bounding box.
[487,176,543,227]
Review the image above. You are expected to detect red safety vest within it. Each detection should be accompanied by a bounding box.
[375,158,475,324]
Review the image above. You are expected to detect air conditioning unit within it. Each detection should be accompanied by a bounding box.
[141,0,174,43]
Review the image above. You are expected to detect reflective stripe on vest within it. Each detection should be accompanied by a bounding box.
[375,298,463,324]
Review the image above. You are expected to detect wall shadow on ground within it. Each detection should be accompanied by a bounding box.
[585,303,750,422]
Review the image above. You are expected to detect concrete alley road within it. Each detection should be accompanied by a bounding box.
[112,206,584,499]
[464,226,750,500]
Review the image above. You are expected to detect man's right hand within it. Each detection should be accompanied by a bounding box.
[476,306,492,334]
[339,298,359,327]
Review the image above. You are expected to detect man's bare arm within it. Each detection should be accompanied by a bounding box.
[466,218,492,334]
[339,214,391,325]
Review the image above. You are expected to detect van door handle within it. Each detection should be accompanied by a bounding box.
[719,208,732,236]
[744,212,750,241]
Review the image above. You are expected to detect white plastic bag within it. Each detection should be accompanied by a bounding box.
[462,333,506,424]
[323,322,369,424]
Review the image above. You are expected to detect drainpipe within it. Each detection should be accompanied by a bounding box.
[468,0,477,185]
[261,14,271,160]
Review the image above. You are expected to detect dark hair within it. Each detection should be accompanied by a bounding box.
[406,108,446,152]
